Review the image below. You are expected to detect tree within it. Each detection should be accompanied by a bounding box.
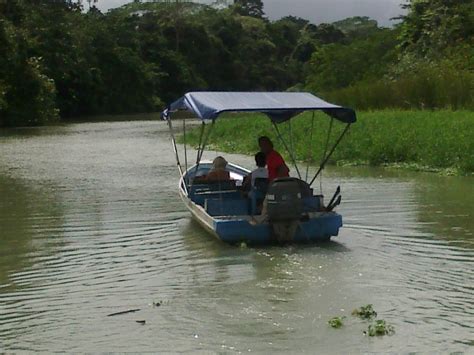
[0,18,58,126]
[233,0,265,19]
[305,29,398,92]
[332,16,379,40]
[399,0,474,57]
[2,0,471,127]
[311,23,345,45]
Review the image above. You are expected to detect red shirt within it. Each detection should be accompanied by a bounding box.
[266,150,289,181]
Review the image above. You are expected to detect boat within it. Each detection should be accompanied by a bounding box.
[162,92,356,245]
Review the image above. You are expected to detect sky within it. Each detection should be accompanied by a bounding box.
[94,0,407,26]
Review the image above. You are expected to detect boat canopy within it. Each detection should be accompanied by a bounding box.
[162,91,356,124]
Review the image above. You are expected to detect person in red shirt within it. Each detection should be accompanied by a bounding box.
[258,136,289,181]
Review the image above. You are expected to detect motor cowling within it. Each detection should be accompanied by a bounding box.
[266,178,311,221]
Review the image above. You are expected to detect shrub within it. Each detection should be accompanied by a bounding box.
[323,61,474,111]
[180,110,474,175]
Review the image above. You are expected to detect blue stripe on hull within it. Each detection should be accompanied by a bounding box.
[213,213,342,245]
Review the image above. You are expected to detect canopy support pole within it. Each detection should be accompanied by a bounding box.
[319,117,334,193]
[195,122,206,163]
[304,112,316,182]
[183,119,188,175]
[272,121,302,180]
[196,120,215,164]
[309,123,351,186]
[288,119,295,162]
[167,118,187,195]
[189,122,206,189]
[190,120,215,189]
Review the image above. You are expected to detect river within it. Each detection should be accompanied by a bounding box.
[0,119,473,353]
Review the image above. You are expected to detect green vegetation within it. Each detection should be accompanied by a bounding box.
[324,62,474,111]
[182,111,474,175]
[315,2,474,110]
[1,0,472,127]
[328,316,345,329]
[351,304,377,320]
[365,320,395,337]
[329,305,395,336]
[0,17,59,126]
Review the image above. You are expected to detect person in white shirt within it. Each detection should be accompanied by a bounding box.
[242,152,268,192]
[250,152,268,187]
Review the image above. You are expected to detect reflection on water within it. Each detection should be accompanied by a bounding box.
[0,175,64,290]
[415,174,474,245]
[0,120,473,352]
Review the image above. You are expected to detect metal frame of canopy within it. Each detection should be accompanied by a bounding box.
[161,91,357,191]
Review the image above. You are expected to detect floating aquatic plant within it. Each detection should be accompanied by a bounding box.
[328,316,345,328]
[351,304,377,320]
[364,320,395,336]
[328,305,395,337]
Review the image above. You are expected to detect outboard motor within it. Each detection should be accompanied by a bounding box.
[266,178,311,242]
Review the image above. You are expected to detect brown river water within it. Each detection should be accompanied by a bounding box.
[0,119,473,352]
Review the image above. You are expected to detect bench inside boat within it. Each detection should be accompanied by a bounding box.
[187,180,323,217]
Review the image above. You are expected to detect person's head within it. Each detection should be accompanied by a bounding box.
[254,152,266,168]
[212,156,227,171]
[258,136,273,154]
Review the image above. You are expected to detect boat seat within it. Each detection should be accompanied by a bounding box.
[189,180,236,194]
[205,198,249,216]
[192,190,241,206]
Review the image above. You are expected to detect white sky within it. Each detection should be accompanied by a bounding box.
[93,0,407,26]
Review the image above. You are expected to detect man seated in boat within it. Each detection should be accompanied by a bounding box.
[193,156,231,183]
[242,151,269,192]
[258,136,289,181]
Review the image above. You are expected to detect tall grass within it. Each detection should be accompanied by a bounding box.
[182,110,474,175]
[324,65,474,111]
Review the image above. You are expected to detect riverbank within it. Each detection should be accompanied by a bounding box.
[180,110,474,176]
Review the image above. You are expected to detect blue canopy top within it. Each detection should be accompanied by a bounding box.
[162,91,356,124]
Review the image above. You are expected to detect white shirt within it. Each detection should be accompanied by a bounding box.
[250,167,268,187]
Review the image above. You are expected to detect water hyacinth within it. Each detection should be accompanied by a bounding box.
[328,316,345,329]
[365,320,395,337]
[351,304,377,320]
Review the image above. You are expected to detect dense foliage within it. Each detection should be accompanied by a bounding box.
[309,1,474,110]
[0,0,472,127]
[182,111,474,175]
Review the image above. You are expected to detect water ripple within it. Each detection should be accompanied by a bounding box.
[1,121,473,353]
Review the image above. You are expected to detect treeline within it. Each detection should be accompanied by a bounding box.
[315,1,474,110]
[0,0,473,127]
